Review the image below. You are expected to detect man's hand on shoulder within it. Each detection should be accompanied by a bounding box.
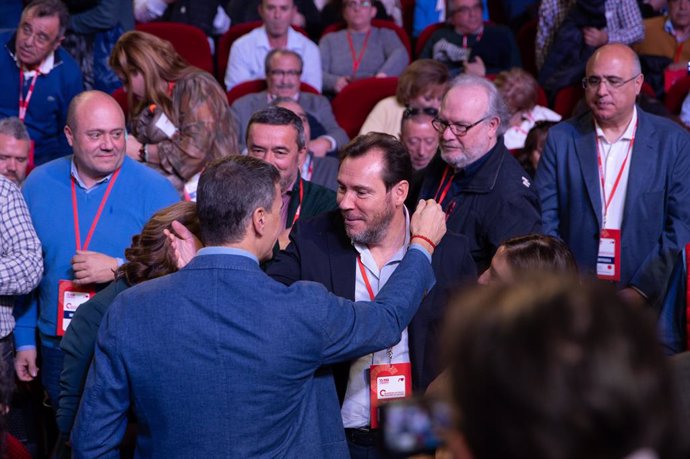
[71,251,117,285]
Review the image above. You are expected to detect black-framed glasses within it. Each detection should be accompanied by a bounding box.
[432,116,488,136]
[268,69,302,77]
[581,74,640,90]
[403,106,439,119]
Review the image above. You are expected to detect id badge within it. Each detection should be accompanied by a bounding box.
[596,229,621,281]
[57,280,95,336]
[154,112,177,138]
[369,362,412,429]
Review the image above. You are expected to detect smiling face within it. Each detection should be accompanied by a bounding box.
[438,84,499,170]
[584,45,642,128]
[15,8,62,69]
[64,93,126,188]
[247,122,304,193]
[337,148,402,245]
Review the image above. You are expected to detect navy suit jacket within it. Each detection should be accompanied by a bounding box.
[71,250,434,458]
[266,210,477,393]
[535,108,690,307]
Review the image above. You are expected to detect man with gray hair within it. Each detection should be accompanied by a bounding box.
[416,74,541,272]
[0,117,31,185]
[231,48,348,156]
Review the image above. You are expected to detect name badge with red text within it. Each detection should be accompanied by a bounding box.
[57,280,95,336]
[597,229,621,281]
[369,362,412,428]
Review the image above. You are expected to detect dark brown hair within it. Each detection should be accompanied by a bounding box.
[117,201,200,285]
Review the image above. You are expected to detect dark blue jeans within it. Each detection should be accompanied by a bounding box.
[39,344,64,412]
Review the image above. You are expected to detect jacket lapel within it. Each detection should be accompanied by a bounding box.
[622,109,655,230]
[327,216,357,301]
[574,114,603,229]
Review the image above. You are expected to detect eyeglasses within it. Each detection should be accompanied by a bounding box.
[581,74,640,90]
[268,69,301,77]
[18,23,57,47]
[344,0,372,8]
[403,106,439,119]
[432,116,488,136]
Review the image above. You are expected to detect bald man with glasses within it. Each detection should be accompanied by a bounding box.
[536,43,690,310]
[415,74,541,273]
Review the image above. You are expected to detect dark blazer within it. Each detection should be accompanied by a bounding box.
[71,250,435,458]
[535,108,690,307]
[417,140,542,273]
[266,210,477,392]
[231,91,349,151]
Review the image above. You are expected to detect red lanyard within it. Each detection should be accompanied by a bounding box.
[595,120,637,225]
[18,68,40,122]
[461,32,482,49]
[434,165,455,206]
[357,256,375,300]
[71,168,121,251]
[291,178,304,226]
[347,29,371,77]
[674,41,686,63]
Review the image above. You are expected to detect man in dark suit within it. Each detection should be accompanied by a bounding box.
[70,155,446,458]
[267,132,476,459]
[535,43,690,308]
[246,106,337,250]
[231,48,349,155]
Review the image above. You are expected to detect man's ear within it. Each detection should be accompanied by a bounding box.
[392,180,409,206]
[64,125,74,147]
[252,207,267,237]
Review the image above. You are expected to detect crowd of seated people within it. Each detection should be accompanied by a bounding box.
[2,0,690,458]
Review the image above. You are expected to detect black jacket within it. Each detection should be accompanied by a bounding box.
[417,139,542,273]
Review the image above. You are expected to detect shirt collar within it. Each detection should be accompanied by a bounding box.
[70,158,113,191]
[595,106,638,143]
[196,246,259,264]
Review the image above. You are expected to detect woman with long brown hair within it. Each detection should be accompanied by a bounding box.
[110,31,238,197]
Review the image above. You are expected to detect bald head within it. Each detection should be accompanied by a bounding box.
[587,44,641,77]
[66,90,125,132]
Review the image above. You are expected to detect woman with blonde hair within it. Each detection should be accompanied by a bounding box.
[110,31,238,197]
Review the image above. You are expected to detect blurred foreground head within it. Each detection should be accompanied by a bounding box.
[445,276,685,459]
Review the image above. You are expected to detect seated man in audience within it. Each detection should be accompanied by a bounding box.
[134,0,230,42]
[319,0,408,95]
[272,97,339,191]
[231,49,348,156]
[399,107,438,171]
[71,154,446,458]
[634,0,690,96]
[246,106,337,250]
[0,0,83,166]
[224,0,322,92]
[419,0,521,77]
[14,90,178,414]
[0,117,31,185]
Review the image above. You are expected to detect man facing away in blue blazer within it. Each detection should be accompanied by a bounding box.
[70,155,447,458]
[535,43,690,309]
